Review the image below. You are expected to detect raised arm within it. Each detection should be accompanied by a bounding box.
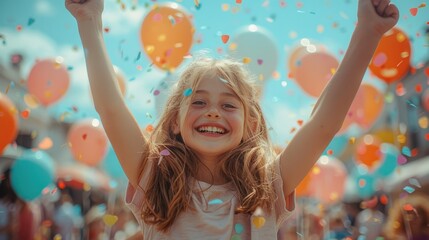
[279,0,399,195]
[66,0,146,187]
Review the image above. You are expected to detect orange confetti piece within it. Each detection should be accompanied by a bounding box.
[104,27,110,33]
[403,203,414,211]
[236,0,242,4]
[424,67,429,77]
[425,133,429,141]
[82,133,87,140]
[221,34,229,44]
[20,109,30,119]
[297,120,303,126]
[145,124,154,133]
[409,8,418,16]
[38,137,53,150]
[242,57,251,64]
[327,149,333,155]
[415,83,422,93]
[418,3,426,8]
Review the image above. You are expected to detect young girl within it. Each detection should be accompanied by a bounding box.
[65,0,399,238]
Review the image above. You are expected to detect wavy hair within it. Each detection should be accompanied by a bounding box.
[140,57,277,232]
[383,194,429,239]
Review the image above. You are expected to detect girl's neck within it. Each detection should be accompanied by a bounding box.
[195,156,227,185]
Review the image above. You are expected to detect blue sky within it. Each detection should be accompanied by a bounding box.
[0,0,428,177]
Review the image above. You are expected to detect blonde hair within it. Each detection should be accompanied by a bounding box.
[383,194,429,239]
[140,58,277,232]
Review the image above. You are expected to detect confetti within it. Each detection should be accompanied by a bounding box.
[235,223,244,234]
[103,214,118,226]
[28,18,35,26]
[409,178,421,188]
[208,198,223,205]
[397,154,407,165]
[160,149,170,156]
[252,216,266,229]
[409,8,418,16]
[183,88,192,96]
[257,59,263,65]
[401,146,411,157]
[221,34,230,44]
[20,109,30,119]
[38,137,53,150]
[82,133,87,140]
[403,186,415,194]
[236,0,242,4]
[242,57,251,64]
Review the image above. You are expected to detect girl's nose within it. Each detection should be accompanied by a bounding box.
[206,108,220,118]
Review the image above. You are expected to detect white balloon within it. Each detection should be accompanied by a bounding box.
[228,25,279,84]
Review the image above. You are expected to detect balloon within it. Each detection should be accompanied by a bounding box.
[354,84,384,130]
[296,169,312,197]
[422,88,429,112]
[369,27,411,84]
[10,150,55,201]
[228,24,278,84]
[140,3,194,71]
[355,135,382,170]
[293,52,339,98]
[308,156,347,204]
[27,58,70,106]
[287,43,326,78]
[67,119,108,166]
[355,170,377,199]
[0,93,18,154]
[113,65,127,96]
[374,143,399,178]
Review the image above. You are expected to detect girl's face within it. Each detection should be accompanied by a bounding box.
[175,73,245,161]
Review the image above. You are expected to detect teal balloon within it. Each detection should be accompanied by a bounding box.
[10,150,55,201]
[356,173,376,199]
[374,143,398,178]
[323,134,348,157]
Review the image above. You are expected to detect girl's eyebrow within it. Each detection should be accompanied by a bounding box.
[194,89,239,100]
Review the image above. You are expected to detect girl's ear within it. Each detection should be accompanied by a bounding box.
[172,117,180,134]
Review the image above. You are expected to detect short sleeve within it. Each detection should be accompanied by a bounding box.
[272,157,295,228]
[125,162,154,214]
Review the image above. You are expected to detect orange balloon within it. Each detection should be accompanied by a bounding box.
[369,27,411,84]
[140,3,194,71]
[354,84,384,129]
[113,65,126,96]
[355,135,382,170]
[296,167,313,197]
[0,93,18,154]
[293,52,339,98]
[27,58,70,106]
[287,43,326,77]
[68,119,108,166]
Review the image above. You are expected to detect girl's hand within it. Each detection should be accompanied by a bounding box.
[65,0,104,22]
[358,0,399,36]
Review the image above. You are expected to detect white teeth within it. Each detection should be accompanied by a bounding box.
[198,126,225,134]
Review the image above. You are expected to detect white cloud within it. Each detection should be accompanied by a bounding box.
[102,1,146,36]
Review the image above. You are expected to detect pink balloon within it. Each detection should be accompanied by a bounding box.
[27,59,70,106]
[308,156,347,205]
[422,88,429,112]
[293,52,339,98]
[68,119,108,166]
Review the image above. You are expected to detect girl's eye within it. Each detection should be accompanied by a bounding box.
[192,100,205,106]
[223,103,236,109]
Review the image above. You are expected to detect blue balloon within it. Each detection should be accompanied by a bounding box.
[10,150,55,201]
[374,143,398,177]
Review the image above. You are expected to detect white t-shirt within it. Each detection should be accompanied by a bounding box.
[126,158,294,240]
